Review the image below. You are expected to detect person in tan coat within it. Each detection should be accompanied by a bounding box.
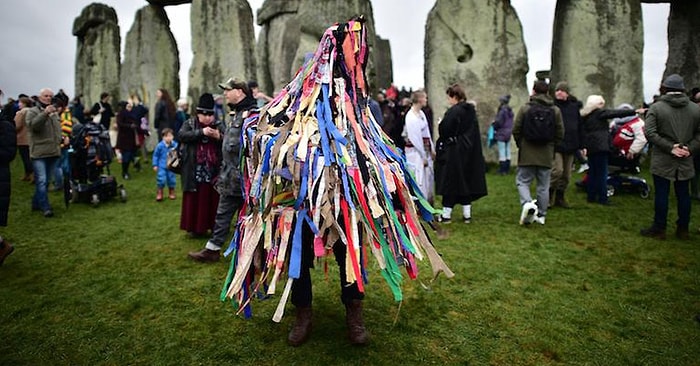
[14,97,34,182]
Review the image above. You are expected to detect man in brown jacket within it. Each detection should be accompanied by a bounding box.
[641,74,700,240]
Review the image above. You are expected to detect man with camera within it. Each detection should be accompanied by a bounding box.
[25,88,66,217]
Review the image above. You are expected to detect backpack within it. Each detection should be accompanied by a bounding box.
[521,102,556,144]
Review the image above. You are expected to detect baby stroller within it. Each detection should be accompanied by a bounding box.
[69,121,127,206]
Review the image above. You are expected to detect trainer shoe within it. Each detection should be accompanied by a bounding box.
[436,215,451,224]
[519,200,538,225]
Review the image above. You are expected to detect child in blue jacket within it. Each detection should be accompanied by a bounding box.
[152,128,178,201]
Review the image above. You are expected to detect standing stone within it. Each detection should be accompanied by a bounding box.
[425,0,529,145]
[662,0,700,90]
[122,4,180,149]
[188,0,256,104]
[551,0,644,107]
[256,0,382,96]
[374,36,393,91]
[73,3,121,109]
[147,0,192,6]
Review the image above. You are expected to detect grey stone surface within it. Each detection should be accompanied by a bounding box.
[122,4,180,150]
[146,0,192,6]
[73,3,121,109]
[188,0,257,104]
[551,0,644,107]
[425,0,529,150]
[374,35,393,91]
[256,0,382,96]
[663,1,700,91]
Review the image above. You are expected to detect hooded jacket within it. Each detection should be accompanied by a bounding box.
[645,92,700,181]
[512,93,564,168]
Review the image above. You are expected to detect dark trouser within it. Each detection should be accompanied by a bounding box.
[442,195,471,208]
[652,174,691,230]
[587,152,609,203]
[291,222,364,307]
[18,146,32,175]
[206,194,242,250]
[121,149,135,176]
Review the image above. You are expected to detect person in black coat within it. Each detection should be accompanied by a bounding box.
[435,84,487,223]
[580,95,643,204]
[0,117,17,265]
[550,81,583,207]
[90,92,114,131]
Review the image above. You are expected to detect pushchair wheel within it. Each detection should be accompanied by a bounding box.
[119,187,128,202]
[606,184,615,197]
[91,193,100,206]
[640,187,650,199]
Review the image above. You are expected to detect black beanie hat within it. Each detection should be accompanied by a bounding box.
[196,93,215,113]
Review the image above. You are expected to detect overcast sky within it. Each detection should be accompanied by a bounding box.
[0,1,669,105]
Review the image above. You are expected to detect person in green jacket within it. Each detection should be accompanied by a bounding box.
[25,88,63,218]
[641,74,700,240]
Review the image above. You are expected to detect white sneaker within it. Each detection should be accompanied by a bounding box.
[577,163,589,174]
[534,215,546,225]
[519,200,538,225]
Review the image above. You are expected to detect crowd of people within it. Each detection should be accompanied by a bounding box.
[1,72,700,343]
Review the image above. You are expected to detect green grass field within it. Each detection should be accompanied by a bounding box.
[1,157,699,365]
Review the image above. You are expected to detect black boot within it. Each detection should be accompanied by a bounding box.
[498,161,508,175]
[555,190,570,208]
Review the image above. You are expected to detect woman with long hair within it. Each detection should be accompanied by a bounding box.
[154,88,176,140]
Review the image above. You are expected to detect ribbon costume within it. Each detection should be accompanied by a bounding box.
[220,18,454,321]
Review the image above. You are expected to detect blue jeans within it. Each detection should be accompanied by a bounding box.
[497,141,510,162]
[652,174,691,230]
[32,157,59,212]
[587,152,609,203]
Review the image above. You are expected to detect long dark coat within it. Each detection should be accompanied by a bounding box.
[434,101,487,202]
[178,116,225,192]
[115,109,138,151]
[0,119,17,226]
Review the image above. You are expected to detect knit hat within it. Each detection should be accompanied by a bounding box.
[196,93,215,113]
[661,74,685,91]
[498,94,511,104]
[580,95,605,117]
[555,81,570,93]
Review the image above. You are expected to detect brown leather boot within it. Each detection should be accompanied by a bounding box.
[0,240,14,266]
[168,188,176,200]
[676,226,690,240]
[188,248,220,262]
[287,306,312,346]
[156,188,163,202]
[555,190,570,208]
[346,300,369,345]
